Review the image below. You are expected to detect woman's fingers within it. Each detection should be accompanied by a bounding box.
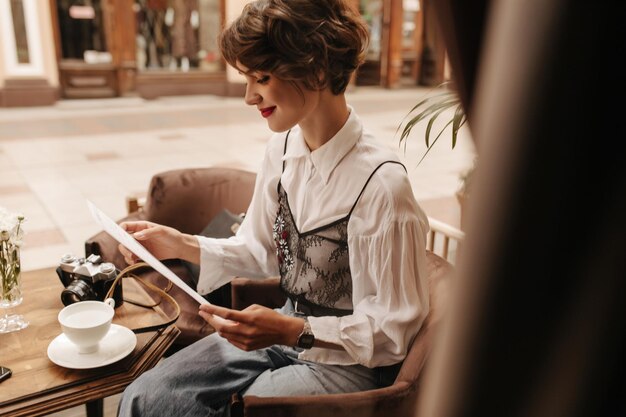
[120,220,162,235]
[117,222,182,263]
[199,310,239,327]
[120,221,148,232]
[197,311,259,351]
[120,222,162,245]
[118,243,139,264]
[199,304,252,324]
[132,226,164,240]
[118,243,129,258]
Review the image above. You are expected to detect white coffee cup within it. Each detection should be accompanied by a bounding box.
[58,298,115,354]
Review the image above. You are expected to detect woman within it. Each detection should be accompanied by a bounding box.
[117,1,429,416]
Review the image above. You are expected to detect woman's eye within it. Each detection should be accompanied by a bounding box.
[257,75,270,84]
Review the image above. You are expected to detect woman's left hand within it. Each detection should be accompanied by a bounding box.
[199,304,304,351]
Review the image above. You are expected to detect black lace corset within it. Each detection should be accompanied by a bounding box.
[273,184,354,314]
[272,131,406,317]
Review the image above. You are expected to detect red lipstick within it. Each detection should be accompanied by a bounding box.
[260,106,276,118]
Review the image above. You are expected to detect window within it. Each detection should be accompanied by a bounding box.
[360,0,383,61]
[56,0,107,60]
[134,0,223,72]
[0,0,44,75]
[10,0,29,64]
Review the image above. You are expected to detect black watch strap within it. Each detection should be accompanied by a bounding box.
[296,317,315,349]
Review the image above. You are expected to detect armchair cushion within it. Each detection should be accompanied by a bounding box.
[141,167,255,234]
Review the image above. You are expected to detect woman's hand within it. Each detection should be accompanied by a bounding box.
[199,304,304,351]
[118,221,199,265]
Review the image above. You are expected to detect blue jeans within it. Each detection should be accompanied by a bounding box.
[117,301,385,417]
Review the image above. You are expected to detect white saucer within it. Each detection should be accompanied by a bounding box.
[47,324,137,369]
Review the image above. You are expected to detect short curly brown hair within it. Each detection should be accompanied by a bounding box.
[219,0,369,95]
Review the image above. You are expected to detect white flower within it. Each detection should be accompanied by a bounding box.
[1,207,25,304]
[0,206,26,248]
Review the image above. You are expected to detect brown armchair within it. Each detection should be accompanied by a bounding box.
[85,167,257,350]
[85,167,453,416]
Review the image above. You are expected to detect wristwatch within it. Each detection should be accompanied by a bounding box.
[296,317,315,349]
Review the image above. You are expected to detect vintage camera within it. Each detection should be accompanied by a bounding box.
[56,254,123,307]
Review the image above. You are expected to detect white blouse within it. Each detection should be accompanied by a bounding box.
[196,108,430,367]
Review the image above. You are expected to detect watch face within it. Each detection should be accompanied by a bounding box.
[298,334,315,349]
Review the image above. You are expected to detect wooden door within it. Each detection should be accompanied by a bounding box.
[50,0,136,98]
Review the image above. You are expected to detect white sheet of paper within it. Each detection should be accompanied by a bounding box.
[86,200,210,306]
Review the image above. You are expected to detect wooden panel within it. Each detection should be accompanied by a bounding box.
[110,0,137,94]
[419,0,447,86]
[401,4,425,83]
[386,0,403,87]
[58,61,118,98]
[0,79,59,107]
[48,0,62,62]
[136,71,228,99]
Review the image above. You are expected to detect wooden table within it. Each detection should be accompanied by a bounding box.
[0,267,180,417]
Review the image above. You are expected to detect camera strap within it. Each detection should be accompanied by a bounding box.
[104,262,181,334]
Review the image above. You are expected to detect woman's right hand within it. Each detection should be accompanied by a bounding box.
[118,221,198,265]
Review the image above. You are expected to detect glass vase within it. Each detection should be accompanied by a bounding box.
[0,245,29,333]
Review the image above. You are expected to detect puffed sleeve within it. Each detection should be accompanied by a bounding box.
[196,136,283,295]
[301,166,430,367]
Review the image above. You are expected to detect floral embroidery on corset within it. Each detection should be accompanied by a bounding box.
[273,200,294,273]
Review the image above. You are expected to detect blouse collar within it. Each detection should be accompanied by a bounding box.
[282,106,362,185]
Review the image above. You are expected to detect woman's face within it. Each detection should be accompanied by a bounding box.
[238,63,319,132]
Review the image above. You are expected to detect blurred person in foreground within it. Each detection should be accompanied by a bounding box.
[117,1,430,416]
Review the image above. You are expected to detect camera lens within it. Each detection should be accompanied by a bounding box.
[61,279,97,306]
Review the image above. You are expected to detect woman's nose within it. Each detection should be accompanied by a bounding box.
[244,85,261,106]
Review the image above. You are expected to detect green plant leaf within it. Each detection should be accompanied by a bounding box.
[416,118,454,166]
[451,103,466,149]
[398,97,459,149]
[396,84,470,165]
[425,106,451,147]
[395,89,455,138]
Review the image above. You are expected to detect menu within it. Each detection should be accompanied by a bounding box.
[86,200,210,306]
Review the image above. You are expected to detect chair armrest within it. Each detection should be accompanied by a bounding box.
[426,216,465,263]
[126,194,147,214]
[236,381,417,417]
[230,277,286,311]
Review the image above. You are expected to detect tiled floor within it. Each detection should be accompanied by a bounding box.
[1,86,475,416]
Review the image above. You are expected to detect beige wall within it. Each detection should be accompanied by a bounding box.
[225,0,252,83]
